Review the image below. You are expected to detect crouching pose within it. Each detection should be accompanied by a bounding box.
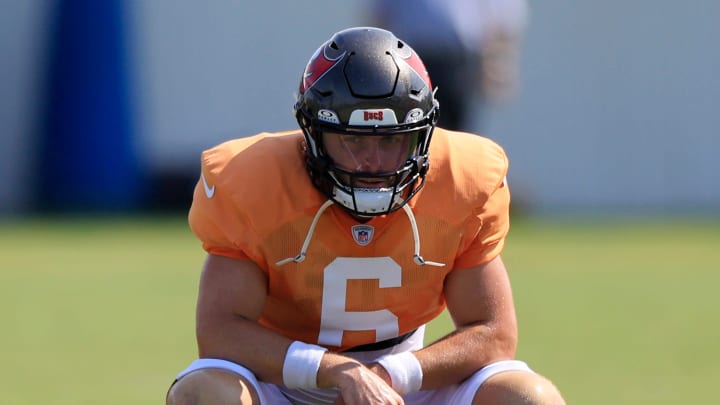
[167,27,566,405]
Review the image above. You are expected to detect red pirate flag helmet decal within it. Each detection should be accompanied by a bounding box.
[300,46,345,94]
[399,50,433,90]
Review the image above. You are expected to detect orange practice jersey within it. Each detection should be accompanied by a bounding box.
[188,128,510,352]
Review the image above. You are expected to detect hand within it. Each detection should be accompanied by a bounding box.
[332,365,403,405]
[367,362,392,387]
[320,355,403,405]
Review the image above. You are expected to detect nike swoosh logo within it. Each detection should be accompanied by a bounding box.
[201,173,215,198]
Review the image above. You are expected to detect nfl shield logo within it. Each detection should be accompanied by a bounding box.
[351,225,374,246]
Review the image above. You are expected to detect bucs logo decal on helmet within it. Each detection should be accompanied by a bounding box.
[300,46,345,94]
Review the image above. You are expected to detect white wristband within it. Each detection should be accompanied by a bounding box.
[282,341,327,389]
[377,351,423,394]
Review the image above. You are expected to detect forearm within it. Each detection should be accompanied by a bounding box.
[410,256,519,389]
[196,314,292,385]
[412,321,516,389]
[317,351,371,388]
[197,314,371,391]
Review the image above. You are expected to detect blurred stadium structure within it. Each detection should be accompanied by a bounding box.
[2,0,718,216]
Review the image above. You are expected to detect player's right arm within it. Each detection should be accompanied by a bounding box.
[195,253,289,384]
[196,254,402,404]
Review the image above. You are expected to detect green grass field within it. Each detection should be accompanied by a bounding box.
[1,215,718,404]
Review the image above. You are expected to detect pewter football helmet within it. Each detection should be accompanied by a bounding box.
[295,27,439,216]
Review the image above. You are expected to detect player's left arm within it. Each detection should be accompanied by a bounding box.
[399,142,517,389]
[395,254,518,390]
[368,138,515,390]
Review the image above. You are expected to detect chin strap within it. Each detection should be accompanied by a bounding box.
[276,199,445,267]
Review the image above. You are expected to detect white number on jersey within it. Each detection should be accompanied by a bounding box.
[318,257,401,346]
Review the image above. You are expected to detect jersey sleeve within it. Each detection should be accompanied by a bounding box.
[188,146,254,261]
[452,141,511,270]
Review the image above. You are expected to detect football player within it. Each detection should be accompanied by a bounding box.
[166,27,565,405]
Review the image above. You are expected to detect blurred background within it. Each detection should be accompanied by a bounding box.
[2,0,718,217]
[1,1,719,404]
